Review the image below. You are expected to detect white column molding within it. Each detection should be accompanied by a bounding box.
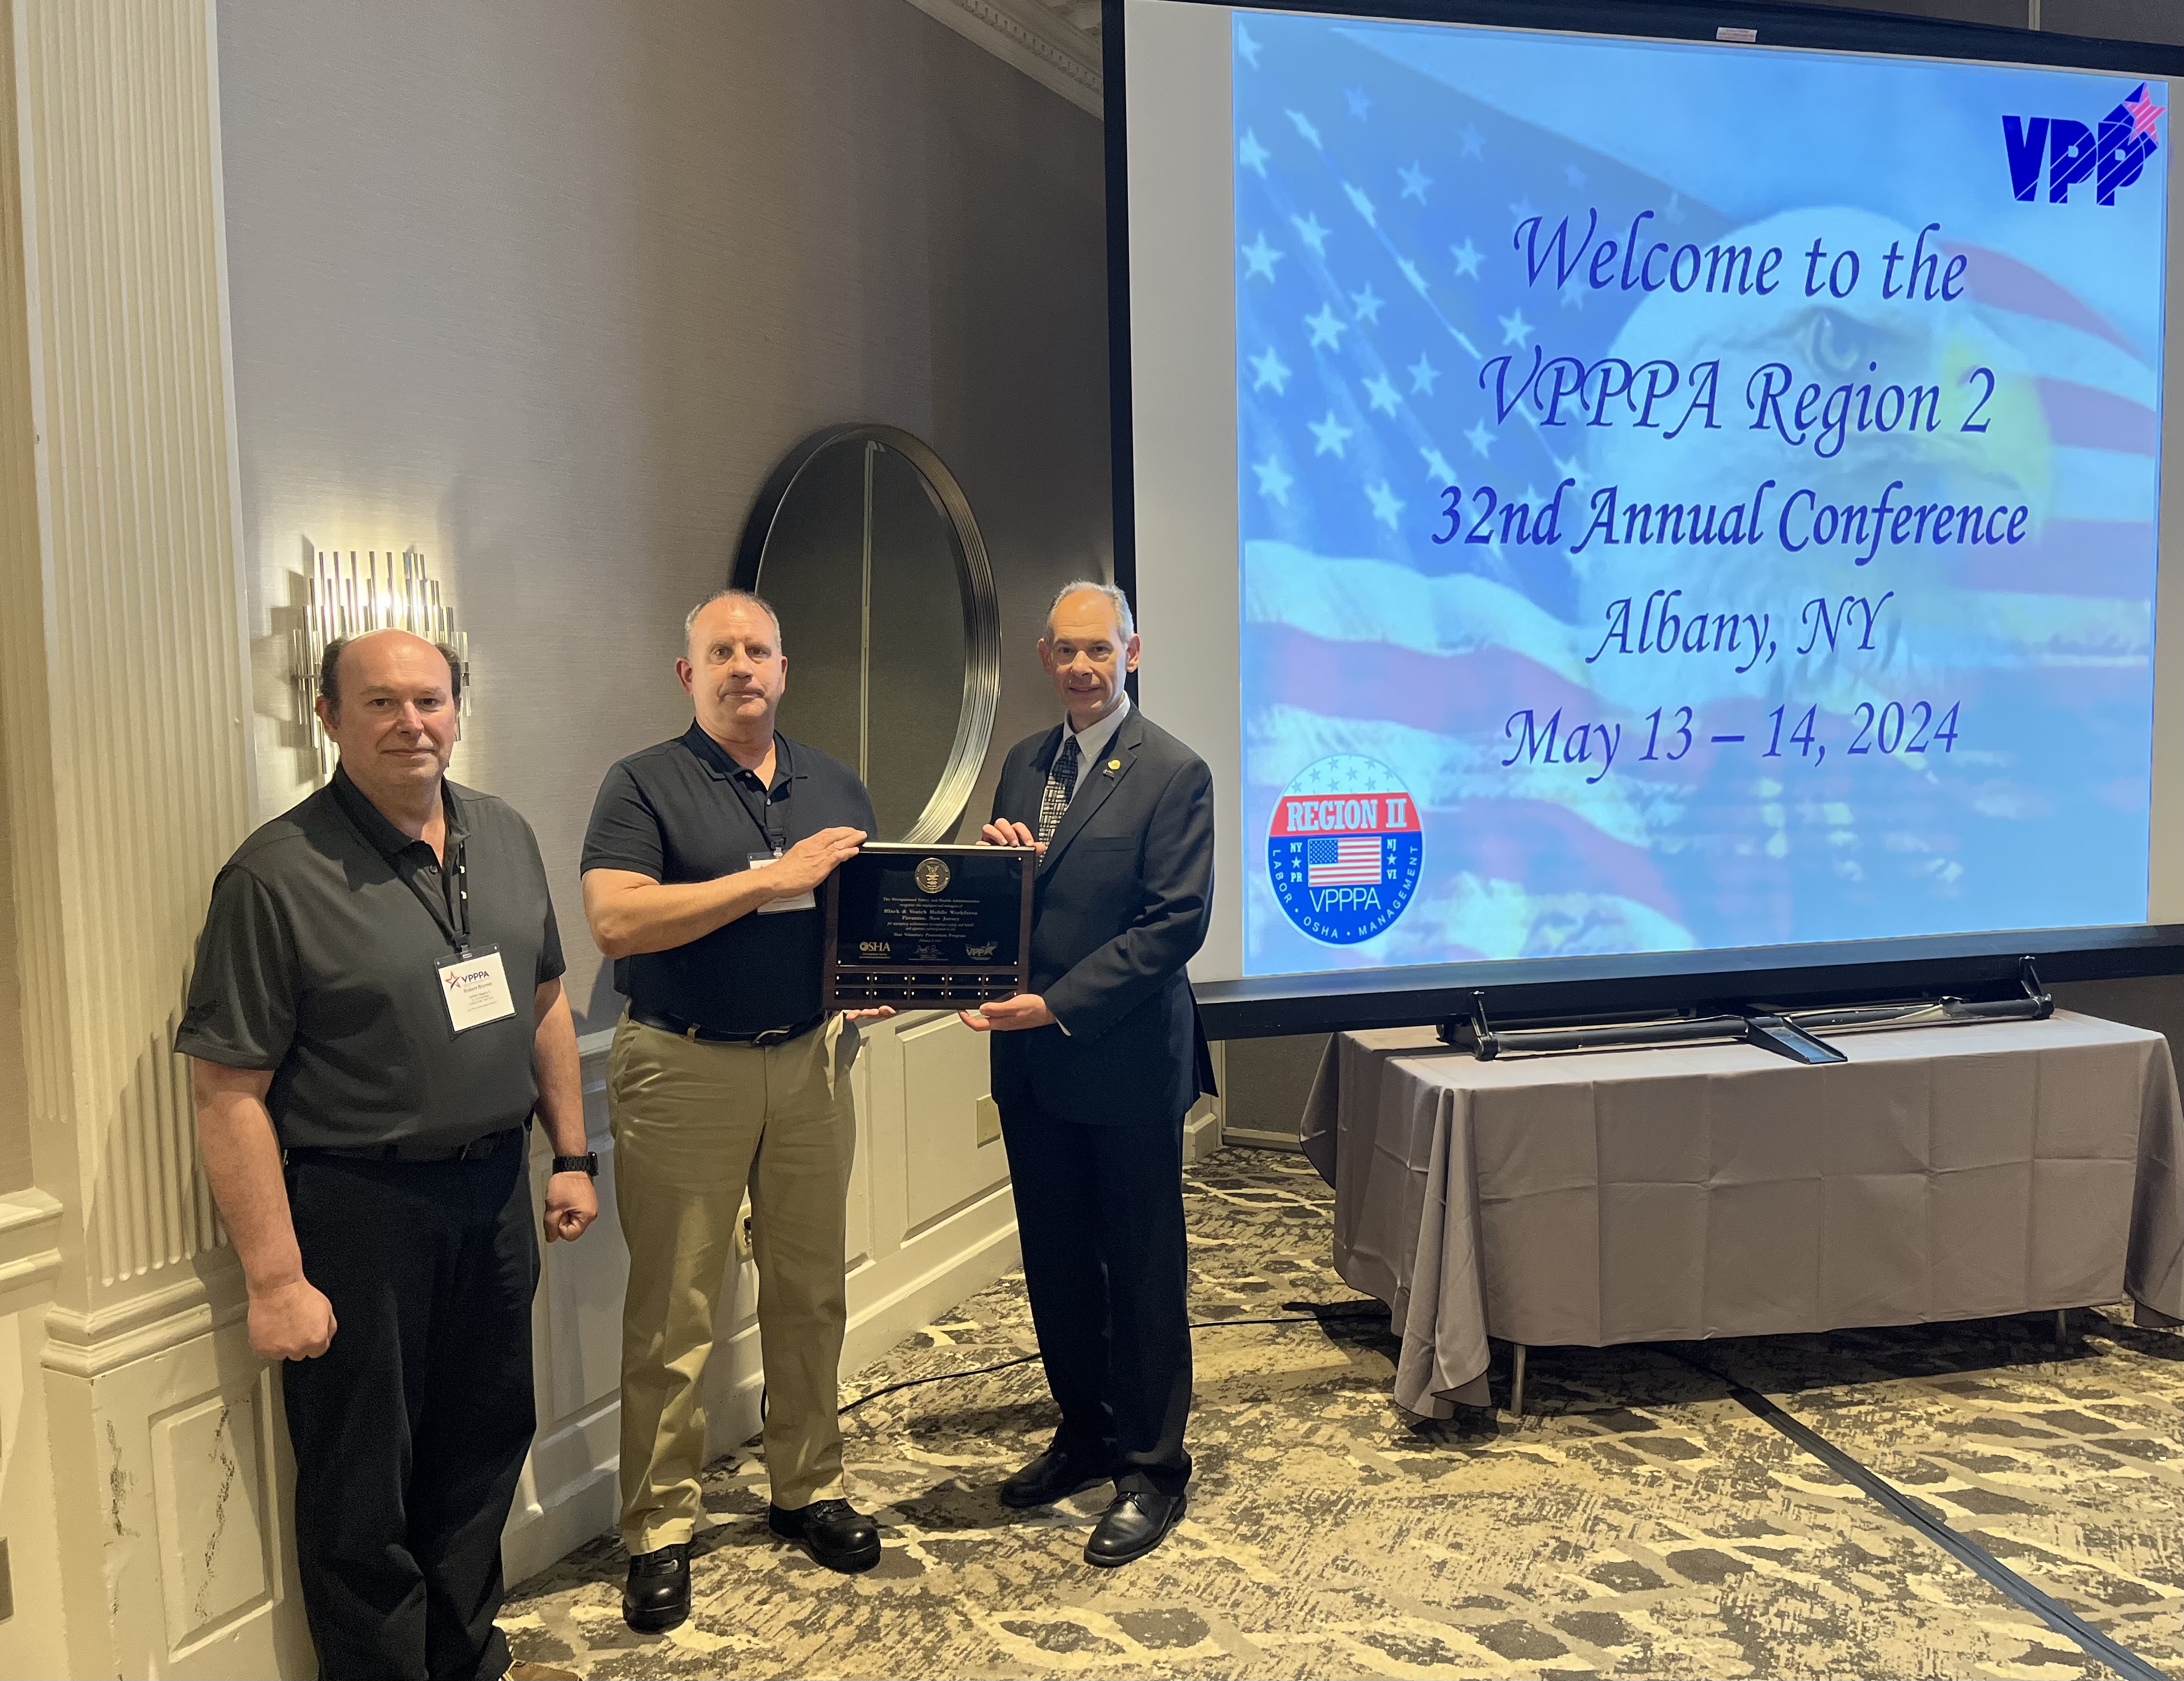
[0,1189,63,1308]
[1,1,298,1673]
[1184,1038,1224,1163]
[3,0,249,1310]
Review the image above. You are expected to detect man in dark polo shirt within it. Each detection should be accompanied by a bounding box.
[180,629,596,1681]
[582,588,889,1628]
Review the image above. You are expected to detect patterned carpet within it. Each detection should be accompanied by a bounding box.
[501,1148,2182,1680]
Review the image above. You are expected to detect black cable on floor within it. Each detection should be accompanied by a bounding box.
[1663,1348,2170,1681]
[837,1352,1041,1415]
[835,1300,1388,1415]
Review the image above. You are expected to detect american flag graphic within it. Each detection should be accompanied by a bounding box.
[1307,836,1384,886]
[1234,13,2163,977]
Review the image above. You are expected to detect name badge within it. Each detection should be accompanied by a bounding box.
[437,945,518,1033]
[750,850,816,914]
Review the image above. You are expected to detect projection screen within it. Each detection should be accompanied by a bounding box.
[1110,0,2184,1032]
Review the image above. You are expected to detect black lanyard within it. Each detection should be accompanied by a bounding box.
[330,776,474,956]
[398,840,471,957]
[728,742,790,854]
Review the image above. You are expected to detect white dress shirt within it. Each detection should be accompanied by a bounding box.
[1042,692,1130,1036]
[1056,692,1131,810]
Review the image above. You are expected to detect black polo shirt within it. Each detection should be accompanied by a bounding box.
[175,766,565,1149]
[581,725,875,1033]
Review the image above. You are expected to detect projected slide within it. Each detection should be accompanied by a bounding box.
[1235,13,2167,976]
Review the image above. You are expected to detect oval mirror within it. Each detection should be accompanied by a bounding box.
[733,426,1000,842]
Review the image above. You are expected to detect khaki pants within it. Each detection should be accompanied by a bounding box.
[609,1011,859,1551]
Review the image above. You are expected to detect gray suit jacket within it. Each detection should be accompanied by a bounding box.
[986,706,1216,1126]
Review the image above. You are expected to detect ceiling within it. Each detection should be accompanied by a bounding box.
[902,0,1105,115]
[901,0,2178,122]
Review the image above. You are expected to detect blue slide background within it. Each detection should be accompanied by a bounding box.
[1231,9,2168,977]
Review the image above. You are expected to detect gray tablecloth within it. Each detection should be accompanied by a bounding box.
[1299,1011,2184,1416]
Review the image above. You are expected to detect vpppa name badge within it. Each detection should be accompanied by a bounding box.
[437,945,518,1034]
[750,850,817,914]
[821,843,1033,1010]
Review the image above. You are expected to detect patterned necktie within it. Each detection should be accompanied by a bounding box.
[1037,736,1081,844]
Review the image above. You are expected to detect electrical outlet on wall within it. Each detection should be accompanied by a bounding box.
[975,1095,1002,1148]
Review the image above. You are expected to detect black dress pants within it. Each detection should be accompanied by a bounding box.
[283,1129,539,1681]
[999,1099,1192,1496]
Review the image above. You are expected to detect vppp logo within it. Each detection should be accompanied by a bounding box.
[2003,82,2163,206]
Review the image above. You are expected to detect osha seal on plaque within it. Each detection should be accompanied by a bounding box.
[823,841,1033,1009]
[1267,754,1423,945]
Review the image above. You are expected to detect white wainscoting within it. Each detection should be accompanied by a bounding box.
[502,1009,1022,1583]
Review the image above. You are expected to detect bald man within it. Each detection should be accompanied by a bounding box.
[964,581,1216,1567]
[181,630,594,1681]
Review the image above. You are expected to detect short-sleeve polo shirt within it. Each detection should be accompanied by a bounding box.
[175,766,564,1149]
[581,725,876,1033]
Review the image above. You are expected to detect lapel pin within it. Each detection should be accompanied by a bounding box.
[1107,758,1121,772]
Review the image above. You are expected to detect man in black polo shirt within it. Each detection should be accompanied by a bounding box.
[179,629,597,1681]
[582,588,889,1626]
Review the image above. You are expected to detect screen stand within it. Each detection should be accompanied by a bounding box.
[1441,958,2053,1066]
[1740,1013,1846,1065]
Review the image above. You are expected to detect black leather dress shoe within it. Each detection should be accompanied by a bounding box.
[999,1445,1113,1509]
[1085,1487,1185,1567]
[621,1541,690,1633]
[768,1498,881,1572]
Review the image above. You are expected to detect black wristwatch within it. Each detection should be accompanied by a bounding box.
[551,1152,599,1177]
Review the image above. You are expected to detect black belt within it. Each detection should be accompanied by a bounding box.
[287,1127,519,1165]
[630,1005,825,1046]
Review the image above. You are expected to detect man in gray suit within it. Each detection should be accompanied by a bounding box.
[960,580,1215,1566]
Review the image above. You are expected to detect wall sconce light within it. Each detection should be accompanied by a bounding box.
[291,547,470,781]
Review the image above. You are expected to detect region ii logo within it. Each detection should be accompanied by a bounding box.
[2003,81,2162,206]
[1267,754,1423,945]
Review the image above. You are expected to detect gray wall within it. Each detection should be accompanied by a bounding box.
[2038,0,2184,41]
[2052,977,2184,1075]
[216,0,1109,1031]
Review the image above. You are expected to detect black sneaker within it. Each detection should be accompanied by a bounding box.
[767,1498,882,1573]
[621,1541,689,1632]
